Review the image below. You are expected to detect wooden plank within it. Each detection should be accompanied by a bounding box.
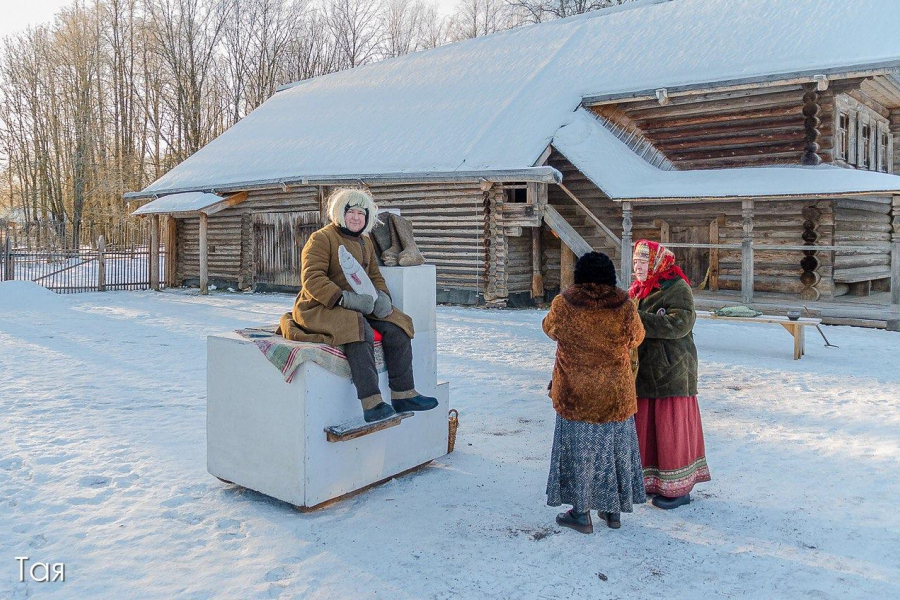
[540,205,593,256]
[709,217,721,291]
[531,226,544,298]
[556,183,621,247]
[165,216,177,287]
[560,243,575,290]
[324,411,414,442]
[150,215,160,291]
[741,199,755,304]
[200,213,209,295]
[202,191,250,216]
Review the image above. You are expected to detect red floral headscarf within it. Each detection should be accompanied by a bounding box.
[628,239,691,300]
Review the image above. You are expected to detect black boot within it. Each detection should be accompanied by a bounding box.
[555,509,593,534]
[391,394,438,413]
[363,402,396,423]
[597,511,621,529]
[652,493,691,510]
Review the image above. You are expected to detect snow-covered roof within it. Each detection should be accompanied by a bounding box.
[132,0,900,198]
[131,192,224,215]
[553,110,900,201]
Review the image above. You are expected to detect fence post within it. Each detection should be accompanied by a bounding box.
[741,199,755,305]
[3,237,13,281]
[149,215,160,291]
[97,235,106,292]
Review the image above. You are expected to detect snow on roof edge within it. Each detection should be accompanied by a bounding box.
[552,109,900,201]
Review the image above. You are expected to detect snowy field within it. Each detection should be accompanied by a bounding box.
[1,281,898,599]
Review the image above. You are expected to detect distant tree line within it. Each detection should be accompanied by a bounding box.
[0,0,633,245]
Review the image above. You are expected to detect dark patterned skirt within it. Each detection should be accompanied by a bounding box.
[546,414,647,513]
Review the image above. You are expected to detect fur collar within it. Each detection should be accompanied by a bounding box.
[562,283,628,310]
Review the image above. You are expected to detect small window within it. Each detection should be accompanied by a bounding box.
[861,124,872,168]
[880,132,889,172]
[507,188,527,203]
[837,113,849,160]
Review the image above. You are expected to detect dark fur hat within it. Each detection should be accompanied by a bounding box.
[574,251,617,287]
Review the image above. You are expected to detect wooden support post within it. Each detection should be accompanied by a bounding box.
[560,243,575,291]
[891,239,899,305]
[531,226,544,299]
[655,219,670,244]
[149,214,160,291]
[165,216,177,287]
[620,201,633,287]
[741,199,755,305]
[709,217,721,292]
[97,235,106,292]
[200,213,209,295]
[892,196,900,305]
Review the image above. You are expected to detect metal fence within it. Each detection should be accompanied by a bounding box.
[1,236,166,294]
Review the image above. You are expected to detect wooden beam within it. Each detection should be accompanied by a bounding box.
[531,226,544,299]
[560,244,575,291]
[540,204,593,257]
[655,219,670,243]
[892,196,900,305]
[202,191,249,216]
[200,212,209,295]
[556,183,621,246]
[621,201,634,286]
[149,214,160,291]
[165,216,177,287]
[710,216,722,291]
[742,199,755,304]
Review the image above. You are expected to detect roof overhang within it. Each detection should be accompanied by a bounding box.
[552,109,900,203]
[130,191,249,217]
[125,168,563,201]
[582,60,900,106]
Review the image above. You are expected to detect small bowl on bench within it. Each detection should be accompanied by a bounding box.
[787,308,801,321]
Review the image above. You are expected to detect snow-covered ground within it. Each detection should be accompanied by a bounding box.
[1,282,898,599]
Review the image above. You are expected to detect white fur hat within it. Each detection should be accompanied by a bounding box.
[327,188,379,235]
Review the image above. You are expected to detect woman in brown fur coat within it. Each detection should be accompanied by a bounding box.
[543,252,646,534]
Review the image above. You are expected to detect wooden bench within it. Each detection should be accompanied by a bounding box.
[695,310,822,360]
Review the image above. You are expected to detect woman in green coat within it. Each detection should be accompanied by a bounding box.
[630,240,711,510]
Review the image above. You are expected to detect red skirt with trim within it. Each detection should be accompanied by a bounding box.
[635,396,711,497]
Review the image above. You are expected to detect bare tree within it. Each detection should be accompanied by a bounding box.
[508,0,635,23]
[326,0,382,68]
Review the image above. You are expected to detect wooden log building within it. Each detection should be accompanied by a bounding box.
[128,0,900,311]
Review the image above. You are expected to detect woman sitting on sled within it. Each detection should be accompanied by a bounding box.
[279,188,438,422]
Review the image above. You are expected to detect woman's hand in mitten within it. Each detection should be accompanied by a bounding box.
[340,290,375,314]
[372,291,394,319]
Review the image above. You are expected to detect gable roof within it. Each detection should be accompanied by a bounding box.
[554,110,900,201]
[131,0,900,199]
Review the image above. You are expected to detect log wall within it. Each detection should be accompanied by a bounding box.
[176,186,319,288]
[599,85,832,170]
[832,196,893,284]
[175,183,492,300]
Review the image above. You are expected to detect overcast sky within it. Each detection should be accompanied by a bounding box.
[1,0,460,41]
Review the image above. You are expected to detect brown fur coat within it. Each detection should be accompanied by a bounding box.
[542,283,645,424]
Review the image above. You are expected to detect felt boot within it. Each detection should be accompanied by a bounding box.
[363,402,396,423]
[380,214,401,267]
[597,511,621,529]
[652,493,691,510]
[390,389,438,412]
[556,509,593,534]
[370,218,394,266]
[392,215,424,267]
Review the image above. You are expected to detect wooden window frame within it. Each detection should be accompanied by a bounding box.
[837,113,849,161]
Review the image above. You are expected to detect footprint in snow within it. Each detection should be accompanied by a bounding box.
[0,456,24,471]
[78,475,111,488]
